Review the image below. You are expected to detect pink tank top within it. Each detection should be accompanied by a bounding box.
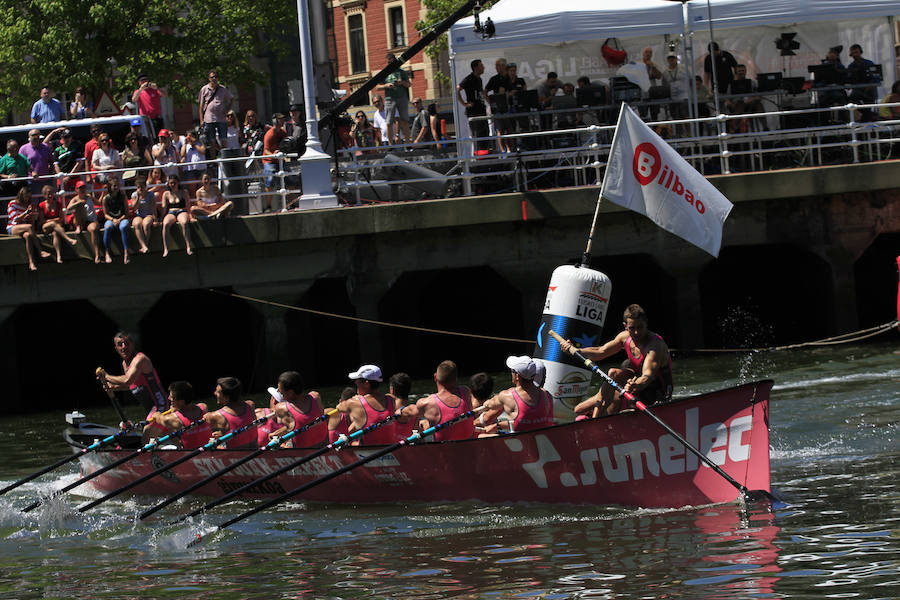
[286,394,326,448]
[329,412,349,444]
[177,410,212,449]
[256,408,280,447]
[432,388,473,442]
[390,395,416,440]
[511,388,554,432]
[218,402,258,449]
[357,394,396,445]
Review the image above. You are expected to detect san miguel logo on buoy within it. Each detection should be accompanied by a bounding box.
[632,142,705,214]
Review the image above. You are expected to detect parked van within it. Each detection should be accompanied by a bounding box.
[0,114,153,156]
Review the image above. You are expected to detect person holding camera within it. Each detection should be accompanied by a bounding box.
[132,75,167,134]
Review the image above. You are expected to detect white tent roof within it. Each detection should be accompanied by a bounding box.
[687,0,900,29]
[450,0,685,54]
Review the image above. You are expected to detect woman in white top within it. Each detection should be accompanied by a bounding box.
[91,133,122,185]
[225,110,242,150]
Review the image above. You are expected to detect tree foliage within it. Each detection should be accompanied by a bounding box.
[414,0,499,57]
[0,0,295,119]
[414,0,496,88]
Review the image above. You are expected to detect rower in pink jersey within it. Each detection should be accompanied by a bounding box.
[388,372,417,439]
[99,332,171,442]
[414,360,474,441]
[337,364,396,445]
[152,381,211,449]
[562,303,673,418]
[271,370,327,448]
[203,376,258,449]
[254,387,283,447]
[328,387,356,443]
[479,355,554,435]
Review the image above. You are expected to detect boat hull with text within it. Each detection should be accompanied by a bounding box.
[77,380,773,509]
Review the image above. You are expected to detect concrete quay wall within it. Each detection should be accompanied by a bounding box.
[1,160,898,409]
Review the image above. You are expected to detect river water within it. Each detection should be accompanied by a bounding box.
[0,341,896,599]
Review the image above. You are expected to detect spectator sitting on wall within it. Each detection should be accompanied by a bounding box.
[6,187,48,271]
[192,172,233,219]
[31,86,66,124]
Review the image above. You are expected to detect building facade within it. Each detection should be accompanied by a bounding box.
[329,0,444,104]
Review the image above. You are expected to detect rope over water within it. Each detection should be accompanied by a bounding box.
[212,290,898,353]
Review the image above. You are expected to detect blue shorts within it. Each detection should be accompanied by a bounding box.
[264,162,278,189]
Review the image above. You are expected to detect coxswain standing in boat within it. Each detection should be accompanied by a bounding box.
[478,356,554,435]
[388,372,417,439]
[337,365,396,445]
[152,381,211,449]
[203,377,258,449]
[272,370,327,448]
[413,360,474,440]
[560,304,673,417]
[99,332,170,442]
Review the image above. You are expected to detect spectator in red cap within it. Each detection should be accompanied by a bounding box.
[152,129,179,178]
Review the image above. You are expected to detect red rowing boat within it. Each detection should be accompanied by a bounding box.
[77,380,772,509]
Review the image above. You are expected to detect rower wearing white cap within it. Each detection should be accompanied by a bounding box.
[272,370,326,447]
[479,356,554,435]
[337,364,397,445]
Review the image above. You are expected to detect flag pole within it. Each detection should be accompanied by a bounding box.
[583,104,627,267]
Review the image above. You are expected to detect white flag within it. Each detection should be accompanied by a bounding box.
[600,104,733,257]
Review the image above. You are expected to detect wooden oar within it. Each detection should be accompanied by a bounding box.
[174,410,398,524]
[140,408,338,521]
[189,405,486,546]
[0,420,146,498]
[75,416,267,513]
[96,367,130,425]
[20,417,207,513]
[549,329,776,503]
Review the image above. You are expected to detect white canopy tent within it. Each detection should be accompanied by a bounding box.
[447,0,900,147]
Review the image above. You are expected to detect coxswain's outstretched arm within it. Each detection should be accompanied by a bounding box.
[560,330,628,362]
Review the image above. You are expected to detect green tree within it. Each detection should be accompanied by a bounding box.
[414,0,496,89]
[0,0,294,120]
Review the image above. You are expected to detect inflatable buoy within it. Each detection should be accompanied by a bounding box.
[533,265,612,421]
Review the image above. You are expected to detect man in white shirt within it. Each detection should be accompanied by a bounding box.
[371,95,397,146]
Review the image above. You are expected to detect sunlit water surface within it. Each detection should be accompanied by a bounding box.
[0,343,897,599]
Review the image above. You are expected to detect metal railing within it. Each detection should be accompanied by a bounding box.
[1,151,302,223]
[335,99,900,205]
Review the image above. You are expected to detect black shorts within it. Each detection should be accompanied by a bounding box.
[619,359,671,406]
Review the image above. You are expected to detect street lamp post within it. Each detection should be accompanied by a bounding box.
[295,0,338,209]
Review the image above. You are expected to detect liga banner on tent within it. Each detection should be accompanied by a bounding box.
[600,105,733,257]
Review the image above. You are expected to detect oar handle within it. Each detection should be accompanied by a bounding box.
[21,417,206,513]
[143,410,337,520]
[96,366,129,424]
[549,329,752,496]
[181,409,393,522]
[210,405,487,537]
